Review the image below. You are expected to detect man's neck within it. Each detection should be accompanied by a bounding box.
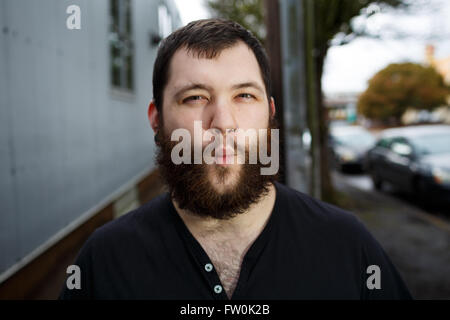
[172,183,277,239]
[173,183,276,299]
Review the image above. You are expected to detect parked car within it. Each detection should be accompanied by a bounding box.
[366,125,450,208]
[329,125,376,172]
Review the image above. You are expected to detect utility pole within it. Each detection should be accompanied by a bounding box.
[304,0,322,199]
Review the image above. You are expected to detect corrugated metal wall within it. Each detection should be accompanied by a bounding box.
[0,0,181,278]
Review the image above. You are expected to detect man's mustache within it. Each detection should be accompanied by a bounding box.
[160,121,279,175]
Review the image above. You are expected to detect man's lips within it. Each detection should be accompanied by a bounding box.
[214,147,234,156]
[215,148,235,164]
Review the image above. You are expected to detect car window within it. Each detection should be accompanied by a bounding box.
[389,137,406,146]
[390,137,413,156]
[376,138,392,149]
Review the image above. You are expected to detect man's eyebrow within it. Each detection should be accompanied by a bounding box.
[173,83,212,100]
[173,82,265,100]
[231,82,265,94]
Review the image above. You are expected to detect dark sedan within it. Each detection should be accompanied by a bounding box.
[366,125,450,209]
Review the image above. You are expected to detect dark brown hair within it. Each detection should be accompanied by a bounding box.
[152,18,271,113]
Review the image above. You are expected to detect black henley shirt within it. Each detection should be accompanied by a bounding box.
[59,182,412,300]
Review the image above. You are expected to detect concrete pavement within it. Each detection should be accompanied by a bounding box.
[332,171,450,299]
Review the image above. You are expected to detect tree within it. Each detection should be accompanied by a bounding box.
[207,0,266,45]
[357,63,449,124]
[305,0,407,202]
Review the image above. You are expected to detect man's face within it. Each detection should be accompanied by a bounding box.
[154,41,277,219]
[163,41,271,188]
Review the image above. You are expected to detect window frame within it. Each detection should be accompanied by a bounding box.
[109,0,135,93]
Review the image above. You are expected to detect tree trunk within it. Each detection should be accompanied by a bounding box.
[265,0,286,184]
[315,50,334,202]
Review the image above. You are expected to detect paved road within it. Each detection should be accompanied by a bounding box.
[333,170,450,299]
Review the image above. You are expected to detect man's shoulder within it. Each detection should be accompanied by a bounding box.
[275,182,412,300]
[88,192,173,246]
[275,182,359,223]
[275,182,383,265]
[275,182,368,239]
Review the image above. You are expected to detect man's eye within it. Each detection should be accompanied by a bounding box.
[183,96,206,103]
[237,93,255,100]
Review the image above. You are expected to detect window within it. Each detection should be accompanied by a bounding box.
[377,138,392,149]
[389,137,413,157]
[109,0,134,91]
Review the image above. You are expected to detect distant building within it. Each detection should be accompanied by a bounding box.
[425,44,450,85]
[324,91,361,124]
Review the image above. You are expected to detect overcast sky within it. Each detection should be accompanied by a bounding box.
[173,0,450,96]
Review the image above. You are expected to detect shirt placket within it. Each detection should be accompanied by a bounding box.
[184,232,230,300]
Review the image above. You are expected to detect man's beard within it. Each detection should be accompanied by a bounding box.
[156,119,279,220]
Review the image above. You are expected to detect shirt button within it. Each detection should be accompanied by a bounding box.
[204,263,213,272]
[214,285,223,294]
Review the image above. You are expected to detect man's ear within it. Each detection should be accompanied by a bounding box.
[147,100,159,133]
[270,97,276,119]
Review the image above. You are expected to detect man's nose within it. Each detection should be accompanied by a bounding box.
[208,98,238,133]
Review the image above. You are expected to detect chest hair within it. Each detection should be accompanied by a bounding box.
[198,237,252,299]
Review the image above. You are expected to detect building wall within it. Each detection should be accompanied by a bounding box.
[425,44,450,85]
[0,0,181,280]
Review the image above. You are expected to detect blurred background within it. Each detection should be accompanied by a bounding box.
[0,0,449,299]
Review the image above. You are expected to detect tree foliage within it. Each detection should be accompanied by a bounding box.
[207,0,265,45]
[313,0,406,54]
[358,63,449,122]
[207,0,407,51]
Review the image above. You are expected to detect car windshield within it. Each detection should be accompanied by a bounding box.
[334,132,376,148]
[411,132,450,155]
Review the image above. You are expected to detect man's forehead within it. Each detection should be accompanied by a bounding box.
[166,41,265,91]
[174,40,251,61]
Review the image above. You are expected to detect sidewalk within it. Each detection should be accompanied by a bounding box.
[333,172,450,299]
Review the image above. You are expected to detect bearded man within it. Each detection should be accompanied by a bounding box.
[59,19,411,300]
